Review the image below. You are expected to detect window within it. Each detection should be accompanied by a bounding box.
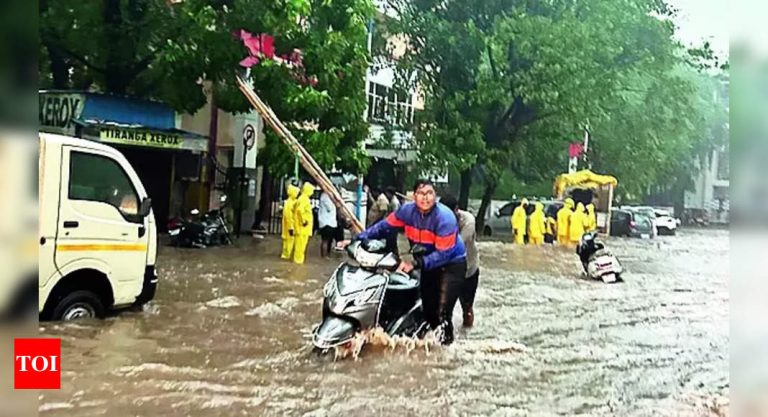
[367,82,416,126]
[69,151,141,223]
[498,203,515,216]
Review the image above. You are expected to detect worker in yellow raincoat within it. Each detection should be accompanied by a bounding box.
[528,202,546,245]
[293,182,315,264]
[569,202,587,245]
[511,198,528,244]
[280,184,300,260]
[557,198,574,244]
[545,214,557,244]
[585,203,597,232]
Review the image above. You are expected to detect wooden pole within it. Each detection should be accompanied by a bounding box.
[605,184,614,236]
[236,75,364,233]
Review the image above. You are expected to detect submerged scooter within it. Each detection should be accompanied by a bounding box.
[312,239,428,350]
[576,232,624,283]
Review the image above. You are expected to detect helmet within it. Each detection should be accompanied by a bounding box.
[577,231,600,256]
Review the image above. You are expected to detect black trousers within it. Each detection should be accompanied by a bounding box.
[420,260,467,345]
[459,268,480,313]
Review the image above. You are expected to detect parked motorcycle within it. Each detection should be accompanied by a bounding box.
[168,195,232,248]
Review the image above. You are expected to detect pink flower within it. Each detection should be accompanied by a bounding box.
[239,56,260,68]
[289,49,304,67]
[259,34,275,59]
[241,31,275,59]
[239,29,253,41]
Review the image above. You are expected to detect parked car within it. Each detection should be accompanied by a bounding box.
[621,206,658,237]
[483,200,534,237]
[484,200,562,238]
[610,209,655,238]
[653,209,680,235]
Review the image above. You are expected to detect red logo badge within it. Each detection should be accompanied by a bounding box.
[14,338,61,389]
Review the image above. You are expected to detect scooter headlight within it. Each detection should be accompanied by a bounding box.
[353,287,378,306]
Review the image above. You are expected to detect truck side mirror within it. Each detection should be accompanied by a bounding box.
[139,197,152,217]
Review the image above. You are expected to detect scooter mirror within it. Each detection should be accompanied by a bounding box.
[411,244,427,256]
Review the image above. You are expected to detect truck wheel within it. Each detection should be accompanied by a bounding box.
[52,291,105,321]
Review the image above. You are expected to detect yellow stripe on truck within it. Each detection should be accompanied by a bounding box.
[56,244,147,252]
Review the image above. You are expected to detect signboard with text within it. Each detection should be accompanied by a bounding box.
[39,93,85,136]
[98,127,208,152]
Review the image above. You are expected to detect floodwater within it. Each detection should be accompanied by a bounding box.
[40,229,729,416]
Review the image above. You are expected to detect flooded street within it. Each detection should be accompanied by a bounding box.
[40,229,728,416]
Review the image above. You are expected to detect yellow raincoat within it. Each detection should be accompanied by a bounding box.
[511,198,528,244]
[528,202,546,245]
[585,203,597,232]
[293,182,315,264]
[557,198,574,244]
[280,184,300,259]
[569,202,587,244]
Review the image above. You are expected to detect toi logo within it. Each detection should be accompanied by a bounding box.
[14,338,61,390]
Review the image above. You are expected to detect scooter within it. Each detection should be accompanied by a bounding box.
[312,240,428,350]
[576,232,624,283]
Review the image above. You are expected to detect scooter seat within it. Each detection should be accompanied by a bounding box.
[388,272,419,291]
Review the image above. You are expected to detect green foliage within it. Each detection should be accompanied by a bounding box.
[40,0,375,176]
[389,0,725,205]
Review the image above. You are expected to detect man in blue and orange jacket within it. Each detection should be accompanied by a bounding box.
[356,179,467,344]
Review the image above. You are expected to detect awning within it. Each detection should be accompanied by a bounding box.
[74,119,209,152]
[553,169,618,197]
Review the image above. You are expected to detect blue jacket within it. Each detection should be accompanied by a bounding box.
[357,202,466,270]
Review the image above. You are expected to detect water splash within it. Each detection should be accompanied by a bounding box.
[332,327,441,360]
[204,296,241,308]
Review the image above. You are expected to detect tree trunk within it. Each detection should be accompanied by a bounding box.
[459,167,472,210]
[672,177,687,219]
[45,44,69,89]
[102,0,130,94]
[475,181,497,235]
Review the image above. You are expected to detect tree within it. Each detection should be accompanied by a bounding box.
[39,0,375,175]
[388,0,699,231]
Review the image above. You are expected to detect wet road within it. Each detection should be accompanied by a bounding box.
[40,229,728,416]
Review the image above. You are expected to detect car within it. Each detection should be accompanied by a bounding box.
[610,209,655,238]
[484,200,530,237]
[621,206,659,237]
[653,209,679,235]
[483,199,562,238]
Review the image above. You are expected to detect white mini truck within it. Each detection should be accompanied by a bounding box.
[38,133,158,320]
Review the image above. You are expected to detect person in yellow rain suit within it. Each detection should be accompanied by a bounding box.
[585,203,597,232]
[280,184,300,260]
[511,198,528,244]
[545,211,557,244]
[528,202,546,245]
[293,182,315,264]
[556,198,574,244]
[569,202,587,245]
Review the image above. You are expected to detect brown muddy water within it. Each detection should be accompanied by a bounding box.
[39,229,729,416]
